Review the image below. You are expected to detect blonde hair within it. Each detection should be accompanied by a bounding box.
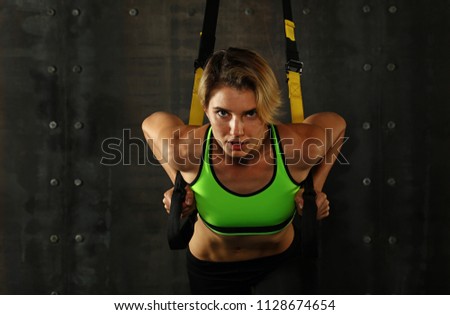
[198,47,281,124]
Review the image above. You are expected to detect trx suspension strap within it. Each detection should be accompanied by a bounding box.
[189,0,220,126]
[283,0,319,293]
[283,0,305,123]
[167,172,197,250]
[167,0,220,250]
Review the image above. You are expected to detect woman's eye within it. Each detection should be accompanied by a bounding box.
[217,110,228,117]
[246,110,257,117]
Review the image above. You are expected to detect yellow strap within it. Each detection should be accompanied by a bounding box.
[284,19,296,41]
[287,70,304,123]
[285,19,304,122]
[188,67,205,126]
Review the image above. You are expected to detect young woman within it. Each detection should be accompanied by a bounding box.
[142,47,346,294]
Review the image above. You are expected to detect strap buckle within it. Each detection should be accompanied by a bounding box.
[286,59,303,74]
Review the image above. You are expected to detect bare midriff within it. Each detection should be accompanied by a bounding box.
[188,216,295,262]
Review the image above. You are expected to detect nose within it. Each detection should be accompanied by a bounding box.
[230,117,244,137]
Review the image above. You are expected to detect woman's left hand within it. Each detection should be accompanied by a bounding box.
[295,189,330,220]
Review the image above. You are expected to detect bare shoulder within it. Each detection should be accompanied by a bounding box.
[302,112,346,132]
[142,111,207,142]
[276,121,324,144]
[142,111,209,173]
[279,111,346,146]
[276,113,345,169]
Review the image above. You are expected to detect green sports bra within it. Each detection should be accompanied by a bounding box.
[189,125,303,236]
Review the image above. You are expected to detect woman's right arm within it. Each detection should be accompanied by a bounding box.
[142,112,186,183]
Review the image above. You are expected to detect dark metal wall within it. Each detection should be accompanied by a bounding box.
[0,0,449,294]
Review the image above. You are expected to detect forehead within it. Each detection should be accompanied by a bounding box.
[208,86,256,111]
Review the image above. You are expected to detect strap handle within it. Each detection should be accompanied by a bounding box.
[167,172,197,250]
[301,170,319,259]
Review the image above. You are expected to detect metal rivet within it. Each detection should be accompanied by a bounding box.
[362,122,371,130]
[362,177,372,186]
[72,8,81,16]
[47,66,57,74]
[388,236,397,245]
[387,121,396,129]
[50,291,59,295]
[72,65,82,73]
[47,8,56,16]
[129,8,139,16]
[244,8,254,15]
[363,235,372,244]
[74,178,83,186]
[74,121,84,130]
[49,234,60,243]
[50,178,59,186]
[302,8,310,15]
[388,6,398,14]
[362,63,372,71]
[74,234,84,243]
[387,177,396,186]
[386,63,397,71]
[362,5,371,13]
[49,121,58,129]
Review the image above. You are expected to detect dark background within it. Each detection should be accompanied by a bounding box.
[0,0,449,294]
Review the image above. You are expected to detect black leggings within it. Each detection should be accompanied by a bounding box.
[186,229,307,294]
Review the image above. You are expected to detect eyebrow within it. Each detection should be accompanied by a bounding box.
[212,106,257,115]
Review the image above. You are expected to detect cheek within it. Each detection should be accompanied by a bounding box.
[211,124,228,139]
[247,121,266,135]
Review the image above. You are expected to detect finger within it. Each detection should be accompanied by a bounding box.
[319,211,330,220]
[164,187,174,199]
[318,204,330,220]
[162,198,169,214]
[318,201,330,216]
[295,189,304,210]
[315,192,327,209]
[184,185,194,206]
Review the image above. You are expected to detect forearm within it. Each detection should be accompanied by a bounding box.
[312,127,346,191]
[303,112,347,192]
[142,112,185,183]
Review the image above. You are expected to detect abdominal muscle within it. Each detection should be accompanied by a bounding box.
[188,216,295,262]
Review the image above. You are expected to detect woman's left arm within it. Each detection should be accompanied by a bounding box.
[303,112,347,192]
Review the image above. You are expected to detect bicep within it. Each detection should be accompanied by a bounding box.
[142,112,186,175]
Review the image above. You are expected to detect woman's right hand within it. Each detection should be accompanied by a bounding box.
[162,185,196,218]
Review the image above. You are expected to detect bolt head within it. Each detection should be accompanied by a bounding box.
[362,5,371,13]
[129,8,139,16]
[49,235,60,243]
[72,8,81,16]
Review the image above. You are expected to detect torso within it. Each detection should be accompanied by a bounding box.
[178,123,317,262]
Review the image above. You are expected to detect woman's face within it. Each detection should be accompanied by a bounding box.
[204,86,268,160]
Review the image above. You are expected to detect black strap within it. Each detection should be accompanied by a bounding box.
[195,0,220,69]
[168,0,219,250]
[282,0,303,73]
[167,172,197,250]
[301,171,318,259]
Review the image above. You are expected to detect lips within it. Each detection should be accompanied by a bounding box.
[227,139,244,151]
